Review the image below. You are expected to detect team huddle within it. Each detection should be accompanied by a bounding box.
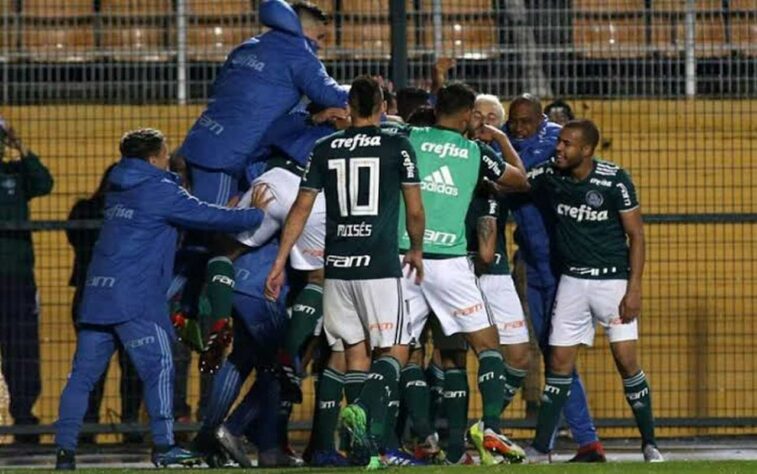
[52,0,664,470]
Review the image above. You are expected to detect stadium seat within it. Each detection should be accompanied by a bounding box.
[342,0,412,14]
[187,25,256,61]
[23,26,95,61]
[730,18,757,56]
[419,0,492,15]
[340,21,392,58]
[573,18,646,58]
[101,27,171,61]
[651,0,723,13]
[573,0,644,13]
[99,0,172,16]
[419,18,497,59]
[729,0,757,11]
[652,17,727,57]
[21,0,93,18]
[186,0,251,16]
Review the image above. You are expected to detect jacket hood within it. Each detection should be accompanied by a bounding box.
[260,0,303,36]
[109,157,177,191]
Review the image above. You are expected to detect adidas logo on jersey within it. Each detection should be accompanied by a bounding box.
[557,203,609,222]
[421,166,458,196]
[420,141,469,159]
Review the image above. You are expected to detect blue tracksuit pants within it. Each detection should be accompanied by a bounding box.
[55,319,175,450]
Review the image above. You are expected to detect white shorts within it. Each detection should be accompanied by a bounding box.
[235,167,325,270]
[549,275,638,347]
[479,274,529,345]
[402,256,494,341]
[323,278,411,351]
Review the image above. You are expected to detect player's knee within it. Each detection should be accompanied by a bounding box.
[547,347,575,375]
[440,349,466,369]
[612,351,640,378]
[306,268,325,285]
[327,350,347,372]
[407,347,425,366]
[503,344,530,371]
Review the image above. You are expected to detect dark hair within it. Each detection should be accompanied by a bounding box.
[544,99,574,120]
[407,106,436,126]
[348,75,383,118]
[563,119,600,151]
[382,86,396,109]
[119,128,165,160]
[396,87,430,121]
[509,93,542,116]
[435,82,477,118]
[292,1,328,23]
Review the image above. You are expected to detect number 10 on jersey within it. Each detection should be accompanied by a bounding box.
[328,157,379,217]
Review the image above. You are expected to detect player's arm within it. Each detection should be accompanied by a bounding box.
[617,171,644,323]
[479,142,530,192]
[293,55,348,109]
[398,141,425,283]
[475,197,499,274]
[475,124,526,176]
[619,207,644,323]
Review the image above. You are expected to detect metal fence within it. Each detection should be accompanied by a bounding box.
[0,0,755,443]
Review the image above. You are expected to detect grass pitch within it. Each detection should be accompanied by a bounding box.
[5,461,756,473]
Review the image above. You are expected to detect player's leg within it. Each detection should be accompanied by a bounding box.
[117,344,144,443]
[481,274,531,413]
[528,265,601,456]
[399,345,439,459]
[115,320,201,466]
[425,347,445,426]
[594,280,662,462]
[309,350,349,466]
[283,272,324,364]
[55,325,116,455]
[530,275,593,457]
[438,343,469,465]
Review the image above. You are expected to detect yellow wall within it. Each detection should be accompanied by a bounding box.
[0,101,754,440]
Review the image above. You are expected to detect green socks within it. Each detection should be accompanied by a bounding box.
[284,284,323,359]
[206,257,235,324]
[443,369,469,463]
[502,363,527,412]
[533,372,572,452]
[382,392,402,450]
[311,368,344,451]
[344,370,367,404]
[357,356,401,440]
[400,363,434,439]
[426,363,445,423]
[478,349,506,432]
[624,370,657,448]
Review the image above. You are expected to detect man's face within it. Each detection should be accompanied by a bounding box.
[507,102,541,139]
[472,100,504,129]
[149,143,170,171]
[555,127,589,171]
[302,19,329,50]
[547,108,570,126]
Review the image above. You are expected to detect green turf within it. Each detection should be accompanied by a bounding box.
[10,461,757,473]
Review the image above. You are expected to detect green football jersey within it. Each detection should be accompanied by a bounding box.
[529,158,639,279]
[465,194,511,275]
[398,126,507,257]
[301,125,420,280]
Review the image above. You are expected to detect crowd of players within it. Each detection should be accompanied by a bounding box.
[52,0,664,469]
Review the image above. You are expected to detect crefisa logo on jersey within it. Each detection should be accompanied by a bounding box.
[420,141,469,159]
[556,204,609,222]
[330,134,382,150]
[585,190,604,208]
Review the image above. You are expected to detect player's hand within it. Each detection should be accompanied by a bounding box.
[435,57,456,74]
[199,318,233,374]
[3,126,29,157]
[248,183,273,211]
[619,287,642,323]
[265,262,286,301]
[474,123,504,143]
[312,107,349,124]
[402,249,424,285]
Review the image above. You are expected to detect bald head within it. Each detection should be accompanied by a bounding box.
[507,93,543,139]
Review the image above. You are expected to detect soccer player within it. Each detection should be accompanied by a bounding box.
[174,0,348,362]
[266,76,425,470]
[466,183,531,418]
[54,129,270,470]
[523,120,663,463]
[397,83,530,465]
[505,94,604,461]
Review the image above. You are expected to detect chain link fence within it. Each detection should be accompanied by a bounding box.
[0,0,755,442]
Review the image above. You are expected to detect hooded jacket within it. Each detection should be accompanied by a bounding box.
[179,0,348,174]
[504,117,562,276]
[78,158,264,335]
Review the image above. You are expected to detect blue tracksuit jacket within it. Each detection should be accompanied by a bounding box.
[77,157,265,336]
[179,0,348,174]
